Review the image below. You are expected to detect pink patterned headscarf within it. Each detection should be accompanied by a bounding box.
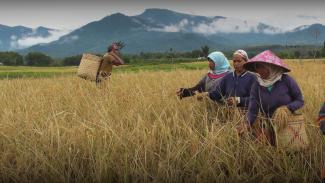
[247,50,290,72]
[233,49,248,61]
[243,50,290,87]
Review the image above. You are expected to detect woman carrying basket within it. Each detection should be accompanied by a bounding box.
[238,50,304,146]
[97,42,125,82]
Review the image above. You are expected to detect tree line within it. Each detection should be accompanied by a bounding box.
[0,46,210,66]
[0,52,82,66]
[1,45,325,66]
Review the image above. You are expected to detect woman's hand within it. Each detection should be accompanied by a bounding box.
[176,88,195,99]
[226,97,238,106]
[272,106,291,130]
[236,122,251,135]
[176,88,183,97]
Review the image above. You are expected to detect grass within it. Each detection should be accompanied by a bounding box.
[0,61,208,79]
[0,66,77,79]
[1,59,323,79]
[0,60,324,182]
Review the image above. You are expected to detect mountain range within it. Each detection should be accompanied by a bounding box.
[1,8,325,58]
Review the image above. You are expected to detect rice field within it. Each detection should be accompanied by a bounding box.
[0,60,324,182]
[0,61,207,79]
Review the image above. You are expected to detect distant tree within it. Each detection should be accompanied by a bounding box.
[139,51,145,58]
[294,51,301,59]
[191,50,202,58]
[122,56,131,64]
[278,52,289,59]
[309,28,320,61]
[323,40,325,49]
[25,52,54,66]
[62,55,82,66]
[169,48,175,64]
[201,45,209,58]
[308,50,314,58]
[0,52,24,65]
[321,48,325,58]
[315,50,321,58]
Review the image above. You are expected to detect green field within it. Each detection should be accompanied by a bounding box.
[0,59,324,80]
[0,61,208,79]
[0,66,77,79]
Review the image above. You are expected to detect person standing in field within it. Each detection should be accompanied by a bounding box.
[238,50,304,145]
[317,101,325,182]
[97,41,125,82]
[209,49,256,109]
[177,51,231,99]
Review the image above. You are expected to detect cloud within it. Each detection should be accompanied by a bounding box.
[149,17,283,35]
[297,15,319,20]
[10,29,71,49]
[11,35,17,40]
[193,18,284,35]
[258,12,325,31]
[58,35,79,44]
[148,19,191,32]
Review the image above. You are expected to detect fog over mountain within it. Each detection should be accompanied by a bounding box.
[1,8,325,57]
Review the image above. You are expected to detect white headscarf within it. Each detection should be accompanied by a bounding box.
[256,63,285,87]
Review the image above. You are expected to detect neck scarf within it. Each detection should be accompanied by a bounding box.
[256,63,285,87]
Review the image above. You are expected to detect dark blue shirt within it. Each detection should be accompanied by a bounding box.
[209,71,256,108]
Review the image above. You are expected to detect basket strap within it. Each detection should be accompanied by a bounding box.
[95,58,104,84]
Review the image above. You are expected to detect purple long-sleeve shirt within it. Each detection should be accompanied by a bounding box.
[247,74,304,125]
[209,71,256,107]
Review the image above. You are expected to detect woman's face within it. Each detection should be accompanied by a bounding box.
[233,54,246,73]
[208,59,215,70]
[254,63,270,79]
[111,49,119,54]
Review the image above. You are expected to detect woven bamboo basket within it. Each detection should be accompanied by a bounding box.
[77,54,102,81]
[275,114,309,151]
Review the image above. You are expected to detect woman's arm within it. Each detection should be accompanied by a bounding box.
[187,75,206,92]
[209,77,225,102]
[247,81,259,125]
[286,75,304,112]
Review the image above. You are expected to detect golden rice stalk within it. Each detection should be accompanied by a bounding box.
[272,106,290,130]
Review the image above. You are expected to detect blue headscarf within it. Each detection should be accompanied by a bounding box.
[207,51,231,75]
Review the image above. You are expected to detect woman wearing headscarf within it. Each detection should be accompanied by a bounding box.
[177,51,231,99]
[209,50,256,108]
[239,50,304,145]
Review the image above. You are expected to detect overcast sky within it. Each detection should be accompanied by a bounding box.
[1,0,325,31]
